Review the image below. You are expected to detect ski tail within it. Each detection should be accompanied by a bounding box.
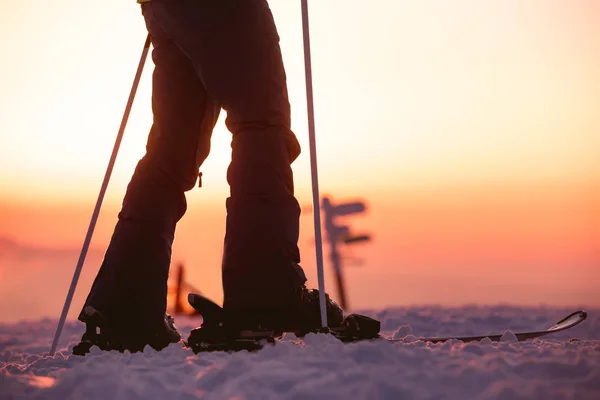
[409,310,587,344]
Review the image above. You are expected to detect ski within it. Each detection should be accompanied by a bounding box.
[185,293,587,353]
[394,310,587,344]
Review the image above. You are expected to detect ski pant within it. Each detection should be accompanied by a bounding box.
[81,0,307,327]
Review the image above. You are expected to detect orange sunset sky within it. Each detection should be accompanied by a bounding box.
[1,0,599,322]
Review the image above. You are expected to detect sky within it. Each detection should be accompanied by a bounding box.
[0,0,599,322]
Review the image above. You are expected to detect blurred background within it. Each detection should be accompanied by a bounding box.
[1,0,598,322]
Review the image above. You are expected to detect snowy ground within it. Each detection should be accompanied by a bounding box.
[1,305,599,400]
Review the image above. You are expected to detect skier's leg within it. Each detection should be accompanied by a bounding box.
[146,0,307,310]
[80,18,220,330]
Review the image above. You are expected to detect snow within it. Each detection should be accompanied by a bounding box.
[499,330,518,343]
[1,305,599,400]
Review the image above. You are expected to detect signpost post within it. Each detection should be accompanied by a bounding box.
[322,197,371,310]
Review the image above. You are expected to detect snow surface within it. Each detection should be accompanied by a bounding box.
[1,305,599,400]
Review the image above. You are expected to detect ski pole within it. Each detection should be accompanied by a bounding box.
[50,34,152,355]
[301,0,328,328]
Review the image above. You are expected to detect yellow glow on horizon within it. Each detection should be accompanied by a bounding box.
[1,0,599,202]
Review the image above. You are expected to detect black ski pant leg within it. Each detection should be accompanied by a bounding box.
[145,0,307,309]
[80,22,220,327]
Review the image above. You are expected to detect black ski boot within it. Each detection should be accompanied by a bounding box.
[281,286,345,334]
[220,285,344,335]
[221,286,379,341]
[72,306,181,356]
[186,286,350,353]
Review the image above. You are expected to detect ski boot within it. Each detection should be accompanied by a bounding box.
[72,306,181,356]
[185,293,279,353]
[185,286,379,353]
